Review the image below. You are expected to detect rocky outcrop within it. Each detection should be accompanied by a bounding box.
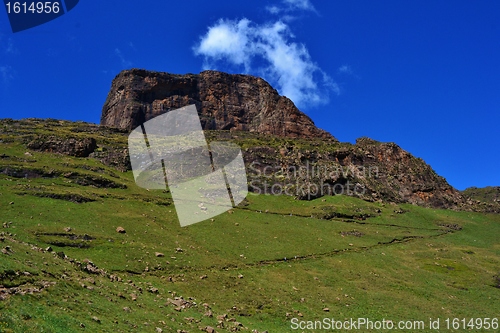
[27,136,97,157]
[239,134,467,210]
[461,186,500,213]
[100,69,334,140]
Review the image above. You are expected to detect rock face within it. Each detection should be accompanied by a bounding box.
[240,135,467,210]
[27,136,97,157]
[100,69,334,140]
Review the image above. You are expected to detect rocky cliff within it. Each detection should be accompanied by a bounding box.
[207,133,469,210]
[100,69,334,140]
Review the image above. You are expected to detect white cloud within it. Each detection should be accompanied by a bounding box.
[337,64,359,80]
[266,0,317,15]
[338,65,352,74]
[266,5,281,14]
[195,19,252,71]
[283,0,316,12]
[194,18,336,108]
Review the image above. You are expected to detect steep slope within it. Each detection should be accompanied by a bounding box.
[100,69,334,140]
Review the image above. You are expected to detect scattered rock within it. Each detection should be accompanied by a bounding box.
[439,223,462,231]
[63,227,72,232]
[81,261,106,275]
[91,316,101,323]
[341,230,364,237]
[109,274,122,282]
[155,252,164,257]
[116,227,126,234]
[203,326,216,333]
[166,297,194,311]
[45,246,53,252]
[216,314,227,321]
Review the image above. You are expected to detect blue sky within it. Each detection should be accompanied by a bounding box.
[0,0,499,190]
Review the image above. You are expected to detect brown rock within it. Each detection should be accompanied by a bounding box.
[244,136,468,210]
[116,227,126,234]
[216,314,227,321]
[100,69,335,140]
[204,326,216,333]
[27,136,97,157]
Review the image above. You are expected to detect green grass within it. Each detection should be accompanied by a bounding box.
[0,120,499,332]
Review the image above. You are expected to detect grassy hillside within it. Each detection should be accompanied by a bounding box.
[0,119,499,332]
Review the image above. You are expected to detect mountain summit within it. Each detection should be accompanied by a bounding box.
[100,69,334,140]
